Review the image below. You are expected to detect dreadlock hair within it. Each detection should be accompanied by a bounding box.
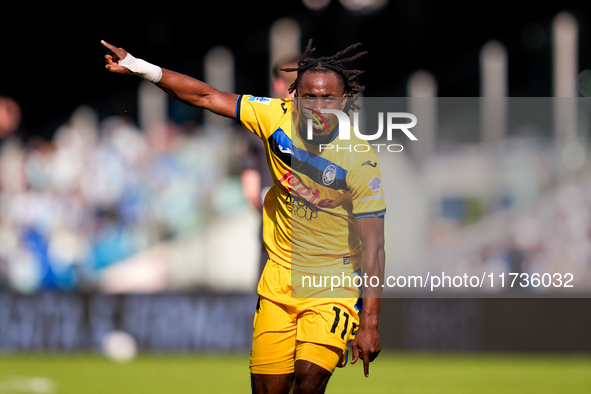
[280,38,367,112]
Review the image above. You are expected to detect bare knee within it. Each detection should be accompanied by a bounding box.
[293,360,332,394]
[251,373,294,394]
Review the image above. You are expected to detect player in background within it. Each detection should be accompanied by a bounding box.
[241,55,300,276]
[0,96,21,139]
[271,55,301,100]
[102,39,385,394]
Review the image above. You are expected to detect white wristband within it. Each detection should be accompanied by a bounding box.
[118,53,163,83]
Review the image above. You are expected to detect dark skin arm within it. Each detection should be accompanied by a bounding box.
[349,215,385,378]
[103,38,386,380]
[101,40,238,118]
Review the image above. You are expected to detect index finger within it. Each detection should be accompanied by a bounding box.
[101,40,117,52]
[362,352,370,377]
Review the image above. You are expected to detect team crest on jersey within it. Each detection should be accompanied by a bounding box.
[246,96,271,105]
[322,165,337,186]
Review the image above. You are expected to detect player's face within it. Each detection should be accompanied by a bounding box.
[295,71,347,141]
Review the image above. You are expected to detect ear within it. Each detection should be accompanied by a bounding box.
[340,93,348,111]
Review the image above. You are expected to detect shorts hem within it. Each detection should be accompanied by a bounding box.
[296,353,337,374]
[295,337,349,353]
[250,366,295,375]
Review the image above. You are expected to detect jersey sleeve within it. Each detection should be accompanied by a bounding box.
[347,150,387,219]
[235,95,288,140]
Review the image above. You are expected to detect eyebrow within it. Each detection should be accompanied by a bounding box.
[301,93,336,97]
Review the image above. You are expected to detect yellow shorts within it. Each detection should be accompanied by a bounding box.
[250,260,361,374]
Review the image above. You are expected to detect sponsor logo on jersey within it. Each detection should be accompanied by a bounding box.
[367,175,382,194]
[278,172,334,209]
[360,195,384,201]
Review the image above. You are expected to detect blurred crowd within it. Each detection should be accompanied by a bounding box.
[426,143,591,292]
[1,93,591,295]
[0,100,245,293]
[501,182,591,290]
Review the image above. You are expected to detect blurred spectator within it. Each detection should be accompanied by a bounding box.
[2,91,590,295]
[0,96,21,139]
[0,102,246,293]
[271,54,301,100]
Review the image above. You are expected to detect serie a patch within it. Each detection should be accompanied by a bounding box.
[246,96,271,105]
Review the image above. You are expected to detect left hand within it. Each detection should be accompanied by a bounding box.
[349,325,381,377]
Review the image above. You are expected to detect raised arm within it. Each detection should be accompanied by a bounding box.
[101,40,239,119]
[349,214,385,377]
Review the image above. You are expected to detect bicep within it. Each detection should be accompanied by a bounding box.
[355,216,385,250]
[157,69,239,118]
[206,90,240,119]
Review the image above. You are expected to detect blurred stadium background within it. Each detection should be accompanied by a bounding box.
[1,1,591,392]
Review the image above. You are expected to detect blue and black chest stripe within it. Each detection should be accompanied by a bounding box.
[269,128,349,192]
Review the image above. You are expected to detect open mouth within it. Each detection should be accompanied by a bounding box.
[303,107,329,132]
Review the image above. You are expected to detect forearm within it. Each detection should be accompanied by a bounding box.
[102,41,238,119]
[360,297,381,330]
[361,244,385,328]
[157,69,212,106]
[355,216,385,329]
[350,239,384,376]
[156,69,238,118]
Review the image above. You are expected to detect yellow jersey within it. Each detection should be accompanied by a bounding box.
[236,95,386,276]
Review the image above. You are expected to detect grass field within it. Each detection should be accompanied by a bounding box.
[0,352,590,393]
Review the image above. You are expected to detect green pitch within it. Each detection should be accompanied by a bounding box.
[0,352,589,393]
